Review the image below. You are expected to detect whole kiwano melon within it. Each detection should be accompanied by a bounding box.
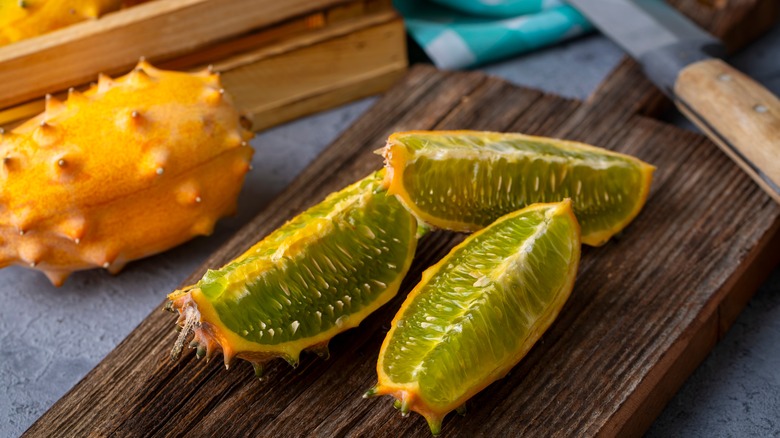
[0,60,254,285]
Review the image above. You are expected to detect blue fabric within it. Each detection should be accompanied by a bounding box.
[394,0,592,69]
[431,0,554,17]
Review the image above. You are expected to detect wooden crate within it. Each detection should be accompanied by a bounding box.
[0,0,407,131]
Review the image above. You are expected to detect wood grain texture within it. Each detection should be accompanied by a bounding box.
[23,62,780,437]
[224,18,407,131]
[675,59,780,203]
[248,65,407,133]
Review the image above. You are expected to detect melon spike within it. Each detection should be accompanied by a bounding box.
[18,241,45,267]
[199,66,220,82]
[123,109,144,129]
[65,88,88,108]
[203,88,223,105]
[58,215,86,243]
[33,121,58,145]
[136,57,154,73]
[309,342,330,360]
[203,337,218,358]
[204,342,219,363]
[107,260,126,275]
[400,397,411,417]
[191,216,216,236]
[426,416,444,436]
[84,245,119,269]
[284,353,300,369]
[44,94,64,115]
[251,362,265,380]
[222,343,236,369]
[42,270,70,287]
[226,132,243,149]
[96,73,115,93]
[53,156,75,181]
[175,180,202,205]
[233,158,251,176]
[363,385,379,399]
[127,68,152,87]
[10,207,34,234]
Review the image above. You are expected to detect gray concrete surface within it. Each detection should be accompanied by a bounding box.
[1,25,778,437]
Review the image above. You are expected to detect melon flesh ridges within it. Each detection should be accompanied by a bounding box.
[0,60,254,285]
[366,201,581,435]
[166,172,419,376]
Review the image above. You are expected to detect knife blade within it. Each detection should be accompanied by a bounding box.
[566,0,780,203]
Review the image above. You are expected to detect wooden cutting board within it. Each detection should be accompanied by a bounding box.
[24,2,780,437]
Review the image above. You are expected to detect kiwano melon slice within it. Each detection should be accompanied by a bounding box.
[366,200,581,435]
[0,60,253,285]
[168,170,419,374]
[382,130,654,246]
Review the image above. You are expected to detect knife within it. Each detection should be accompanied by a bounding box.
[566,0,780,203]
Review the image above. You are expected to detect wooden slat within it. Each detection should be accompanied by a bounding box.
[23,62,780,436]
[0,0,353,109]
[248,64,406,132]
[0,11,406,132]
[220,17,407,131]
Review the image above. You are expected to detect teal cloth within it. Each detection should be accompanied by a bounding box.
[394,0,592,69]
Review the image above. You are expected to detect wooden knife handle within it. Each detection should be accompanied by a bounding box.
[674,58,780,203]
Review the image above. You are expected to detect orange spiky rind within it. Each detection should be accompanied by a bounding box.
[372,200,581,435]
[366,386,446,435]
[0,62,254,285]
[363,385,446,434]
[0,0,127,46]
[167,171,419,374]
